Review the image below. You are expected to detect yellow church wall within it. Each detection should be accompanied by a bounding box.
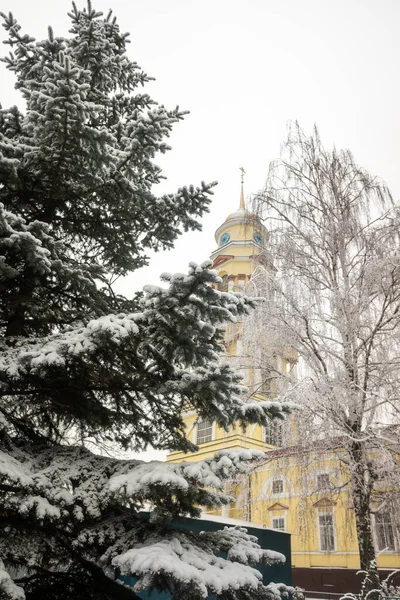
[188,438,400,570]
[208,449,399,571]
[217,262,253,277]
[215,219,266,246]
[248,454,357,555]
[217,224,258,244]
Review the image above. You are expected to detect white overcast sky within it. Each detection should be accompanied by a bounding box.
[2,0,400,297]
[1,0,399,460]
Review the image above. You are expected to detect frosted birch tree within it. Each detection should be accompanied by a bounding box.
[252,123,400,596]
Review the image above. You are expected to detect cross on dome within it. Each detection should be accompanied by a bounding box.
[239,167,246,210]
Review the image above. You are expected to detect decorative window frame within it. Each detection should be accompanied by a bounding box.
[372,509,398,553]
[316,473,331,490]
[272,479,284,495]
[312,466,341,492]
[195,418,215,445]
[262,420,284,446]
[271,515,286,531]
[260,474,294,500]
[316,509,336,553]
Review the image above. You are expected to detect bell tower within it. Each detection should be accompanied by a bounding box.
[166,173,275,464]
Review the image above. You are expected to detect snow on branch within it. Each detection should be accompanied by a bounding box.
[200,526,285,566]
[112,532,264,599]
[0,560,25,600]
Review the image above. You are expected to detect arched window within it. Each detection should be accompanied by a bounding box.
[263,420,283,446]
[317,473,331,490]
[375,511,396,551]
[196,418,213,445]
[318,512,335,552]
[272,479,284,494]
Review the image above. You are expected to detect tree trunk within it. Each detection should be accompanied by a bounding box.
[349,441,381,599]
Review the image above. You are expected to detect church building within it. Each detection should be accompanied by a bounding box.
[166,180,400,595]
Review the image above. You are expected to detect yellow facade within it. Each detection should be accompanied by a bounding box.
[166,188,400,578]
[216,444,399,571]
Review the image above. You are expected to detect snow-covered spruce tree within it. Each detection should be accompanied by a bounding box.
[253,123,400,597]
[0,5,293,600]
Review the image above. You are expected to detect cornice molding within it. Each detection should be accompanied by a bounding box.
[268,502,290,511]
[210,241,264,259]
[313,497,336,508]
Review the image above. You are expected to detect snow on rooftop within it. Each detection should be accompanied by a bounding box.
[199,512,288,534]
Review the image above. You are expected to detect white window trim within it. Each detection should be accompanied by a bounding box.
[316,473,331,489]
[260,474,294,499]
[373,511,398,553]
[194,418,216,445]
[262,421,283,446]
[271,515,286,532]
[317,510,336,553]
[272,479,284,495]
[312,466,340,491]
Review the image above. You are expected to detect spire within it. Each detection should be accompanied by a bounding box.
[239,167,246,209]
